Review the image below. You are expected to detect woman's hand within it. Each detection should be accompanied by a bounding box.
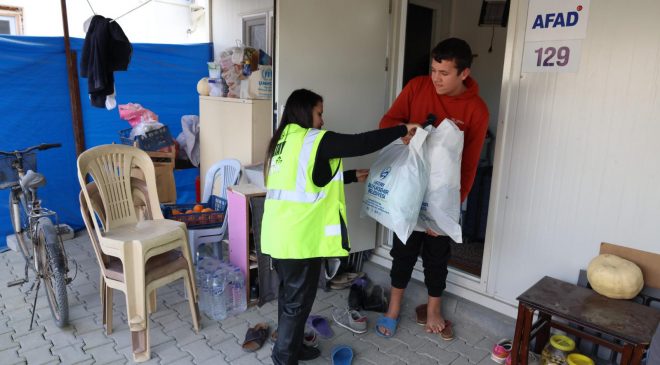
[401,123,422,145]
[356,169,369,182]
[425,229,440,237]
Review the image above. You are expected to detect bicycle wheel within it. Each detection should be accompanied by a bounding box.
[8,189,30,259]
[35,217,69,327]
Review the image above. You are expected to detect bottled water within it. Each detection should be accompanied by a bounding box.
[200,258,221,316]
[195,257,208,313]
[230,267,247,313]
[210,272,227,320]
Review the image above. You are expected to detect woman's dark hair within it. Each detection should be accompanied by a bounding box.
[263,89,323,180]
[431,37,473,74]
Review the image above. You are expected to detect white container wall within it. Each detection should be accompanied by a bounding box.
[486,0,660,308]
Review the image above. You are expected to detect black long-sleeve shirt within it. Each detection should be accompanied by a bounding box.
[311,125,407,187]
[308,124,407,252]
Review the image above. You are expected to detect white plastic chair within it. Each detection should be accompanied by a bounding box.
[188,159,241,261]
[77,144,198,362]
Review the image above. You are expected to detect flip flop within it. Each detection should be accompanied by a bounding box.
[415,303,427,326]
[375,316,399,338]
[331,345,354,365]
[242,322,270,352]
[440,320,454,341]
[306,315,334,339]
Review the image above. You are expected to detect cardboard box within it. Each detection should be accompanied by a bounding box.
[600,242,660,289]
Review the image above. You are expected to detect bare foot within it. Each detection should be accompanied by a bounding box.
[425,296,446,334]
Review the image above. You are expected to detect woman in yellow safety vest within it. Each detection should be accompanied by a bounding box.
[261,89,419,365]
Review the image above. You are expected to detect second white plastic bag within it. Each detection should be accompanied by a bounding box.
[415,119,464,243]
[361,128,429,242]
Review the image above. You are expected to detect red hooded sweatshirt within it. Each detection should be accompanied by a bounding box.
[379,75,489,202]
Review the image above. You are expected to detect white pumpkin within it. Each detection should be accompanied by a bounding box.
[587,254,644,299]
[197,77,210,96]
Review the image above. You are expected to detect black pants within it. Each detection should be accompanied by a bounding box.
[271,258,321,365]
[390,231,451,297]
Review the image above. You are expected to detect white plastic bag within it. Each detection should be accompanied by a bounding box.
[361,128,429,242]
[415,119,464,242]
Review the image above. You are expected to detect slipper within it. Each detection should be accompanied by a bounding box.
[440,320,454,341]
[242,322,270,352]
[331,345,354,365]
[330,272,365,286]
[375,316,399,338]
[415,303,427,326]
[306,315,334,339]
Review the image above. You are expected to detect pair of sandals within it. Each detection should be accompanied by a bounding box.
[375,303,454,340]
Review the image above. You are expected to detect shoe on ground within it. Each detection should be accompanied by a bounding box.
[298,344,321,361]
[332,307,367,334]
[491,338,513,364]
[270,326,318,348]
[348,278,367,310]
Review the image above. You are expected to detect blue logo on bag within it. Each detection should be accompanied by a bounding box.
[380,167,391,179]
[262,67,273,80]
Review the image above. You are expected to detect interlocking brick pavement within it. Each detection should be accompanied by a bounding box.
[0,232,514,364]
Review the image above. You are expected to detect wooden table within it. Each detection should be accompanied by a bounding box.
[511,276,660,365]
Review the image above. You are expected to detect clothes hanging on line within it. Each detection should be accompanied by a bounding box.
[80,15,132,109]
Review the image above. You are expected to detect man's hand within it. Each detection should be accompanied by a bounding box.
[425,229,440,237]
[356,169,369,182]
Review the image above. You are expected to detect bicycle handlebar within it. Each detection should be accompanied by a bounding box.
[0,143,62,156]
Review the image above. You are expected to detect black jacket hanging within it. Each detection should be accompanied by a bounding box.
[80,15,132,108]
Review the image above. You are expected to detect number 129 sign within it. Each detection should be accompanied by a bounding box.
[522,39,582,73]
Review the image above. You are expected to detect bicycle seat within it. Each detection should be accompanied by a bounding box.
[20,170,46,190]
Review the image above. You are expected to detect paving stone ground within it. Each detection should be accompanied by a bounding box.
[0,232,511,364]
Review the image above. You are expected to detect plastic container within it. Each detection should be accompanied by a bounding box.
[541,335,575,365]
[229,267,247,314]
[161,195,227,229]
[566,354,594,365]
[118,125,173,151]
[207,78,224,97]
[211,273,227,320]
[208,62,220,78]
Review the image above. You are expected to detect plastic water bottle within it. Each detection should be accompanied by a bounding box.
[195,257,207,312]
[230,267,247,313]
[210,272,227,320]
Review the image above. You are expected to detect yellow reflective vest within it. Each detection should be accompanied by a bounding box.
[260,123,349,259]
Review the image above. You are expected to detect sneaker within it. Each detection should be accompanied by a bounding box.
[491,339,513,364]
[298,344,321,361]
[332,308,368,334]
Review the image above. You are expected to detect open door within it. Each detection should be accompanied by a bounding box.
[275,0,391,252]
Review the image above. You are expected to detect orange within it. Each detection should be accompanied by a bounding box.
[171,209,182,215]
[185,209,194,214]
[193,204,204,213]
[201,208,214,213]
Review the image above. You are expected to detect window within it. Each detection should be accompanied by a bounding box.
[0,6,23,35]
[242,12,273,56]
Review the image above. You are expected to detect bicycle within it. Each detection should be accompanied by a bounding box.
[1,143,72,329]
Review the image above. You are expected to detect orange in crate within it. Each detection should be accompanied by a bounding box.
[161,195,227,228]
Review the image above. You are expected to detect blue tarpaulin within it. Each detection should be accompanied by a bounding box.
[0,35,211,250]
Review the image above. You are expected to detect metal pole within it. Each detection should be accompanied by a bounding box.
[60,0,86,156]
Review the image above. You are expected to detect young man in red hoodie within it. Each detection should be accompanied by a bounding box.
[376,38,489,339]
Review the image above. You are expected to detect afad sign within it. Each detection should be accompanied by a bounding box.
[525,0,590,42]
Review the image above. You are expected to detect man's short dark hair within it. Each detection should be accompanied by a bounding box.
[431,38,473,74]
